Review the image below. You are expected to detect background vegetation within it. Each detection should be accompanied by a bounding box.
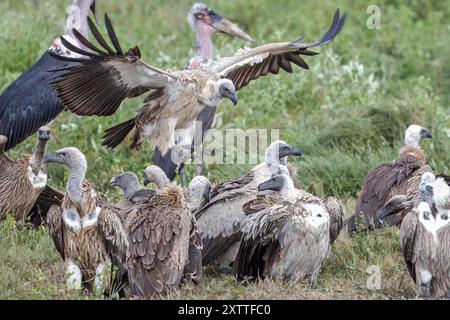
[0,0,449,299]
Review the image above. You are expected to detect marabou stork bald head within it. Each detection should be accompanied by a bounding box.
[187,3,253,69]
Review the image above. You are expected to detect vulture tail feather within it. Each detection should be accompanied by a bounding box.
[102,118,136,149]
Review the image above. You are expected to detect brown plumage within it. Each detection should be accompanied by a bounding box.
[44,147,128,293]
[51,10,345,154]
[125,166,201,298]
[345,125,433,233]
[0,127,60,225]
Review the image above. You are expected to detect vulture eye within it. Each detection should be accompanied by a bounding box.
[60,152,67,157]
[196,13,204,19]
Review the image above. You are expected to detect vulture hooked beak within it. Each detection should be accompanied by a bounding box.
[377,195,410,224]
[258,175,285,192]
[109,176,119,187]
[143,177,150,186]
[279,145,302,158]
[420,129,433,139]
[90,0,99,23]
[38,126,51,141]
[203,183,212,203]
[209,10,253,42]
[43,152,64,165]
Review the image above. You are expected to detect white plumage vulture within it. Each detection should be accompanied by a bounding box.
[345,124,433,233]
[195,140,302,268]
[43,147,128,293]
[381,172,450,299]
[233,172,344,285]
[50,9,346,156]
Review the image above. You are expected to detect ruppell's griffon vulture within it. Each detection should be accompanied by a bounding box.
[233,173,344,285]
[50,10,346,156]
[153,3,253,181]
[0,0,97,151]
[44,147,128,293]
[345,124,433,233]
[124,166,202,298]
[381,172,450,298]
[0,127,62,226]
[195,140,302,268]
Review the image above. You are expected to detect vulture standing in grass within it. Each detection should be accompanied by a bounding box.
[51,9,346,156]
[233,173,344,285]
[125,166,202,298]
[0,0,97,151]
[345,124,433,233]
[153,2,253,181]
[0,127,62,225]
[381,172,450,298]
[44,147,128,293]
[195,140,302,268]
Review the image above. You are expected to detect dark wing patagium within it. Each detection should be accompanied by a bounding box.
[51,14,177,118]
[211,9,347,91]
[346,154,422,232]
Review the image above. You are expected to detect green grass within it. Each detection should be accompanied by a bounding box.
[1,0,449,299]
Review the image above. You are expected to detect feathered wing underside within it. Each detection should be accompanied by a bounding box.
[46,205,65,259]
[210,9,347,91]
[126,199,185,298]
[233,204,290,280]
[28,185,64,227]
[400,212,418,283]
[346,154,422,232]
[51,14,177,117]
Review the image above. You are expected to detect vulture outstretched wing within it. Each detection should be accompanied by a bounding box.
[46,205,65,259]
[51,15,177,117]
[400,211,418,283]
[346,154,423,232]
[210,9,347,91]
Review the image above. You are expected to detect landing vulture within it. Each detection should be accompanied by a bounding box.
[195,140,301,268]
[50,9,346,156]
[233,173,344,285]
[153,2,253,181]
[345,125,433,233]
[0,0,97,151]
[44,147,128,293]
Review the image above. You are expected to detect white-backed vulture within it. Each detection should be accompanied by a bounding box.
[153,2,253,181]
[50,9,346,155]
[381,172,450,298]
[125,166,202,298]
[233,173,344,285]
[0,0,97,151]
[43,147,128,293]
[195,140,302,268]
[345,124,433,233]
[0,127,62,225]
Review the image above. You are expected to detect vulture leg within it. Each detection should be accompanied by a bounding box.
[197,163,204,176]
[93,263,106,295]
[66,260,82,290]
[419,281,432,299]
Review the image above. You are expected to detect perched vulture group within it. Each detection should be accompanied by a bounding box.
[4,0,450,302]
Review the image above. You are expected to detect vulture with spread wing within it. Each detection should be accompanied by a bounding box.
[345,125,433,233]
[51,10,346,157]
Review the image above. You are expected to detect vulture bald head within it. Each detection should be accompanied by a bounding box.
[213,78,238,106]
[188,176,211,212]
[265,140,302,167]
[431,176,450,212]
[405,125,432,147]
[43,147,87,171]
[419,172,435,204]
[110,171,141,200]
[37,126,51,141]
[143,165,171,189]
[258,173,296,200]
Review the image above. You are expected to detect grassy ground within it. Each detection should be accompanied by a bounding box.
[0,0,449,299]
